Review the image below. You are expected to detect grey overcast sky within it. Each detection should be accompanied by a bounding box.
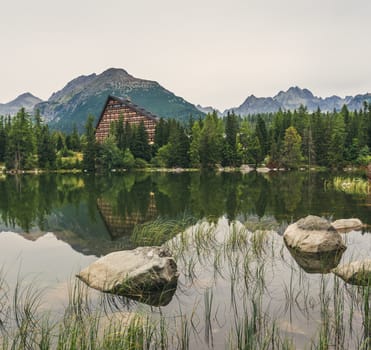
[1,0,371,110]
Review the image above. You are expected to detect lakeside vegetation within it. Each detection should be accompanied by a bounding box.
[326,176,370,194]
[1,103,371,172]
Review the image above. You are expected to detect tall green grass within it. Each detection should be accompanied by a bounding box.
[326,176,370,194]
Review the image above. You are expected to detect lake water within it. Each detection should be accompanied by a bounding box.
[0,171,370,349]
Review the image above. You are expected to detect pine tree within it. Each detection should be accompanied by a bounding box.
[115,116,126,151]
[247,134,262,168]
[189,121,201,167]
[327,112,346,168]
[0,116,6,163]
[255,116,268,158]
[154,118,169,149]
[166,123,190,167]
[125,121,133,151]
[199,112,223,168]
[5,108,36,170]
[222,112,239,166]
[38,125,57,169]
[312,108,329,166]
[82,115,97,171]
[131,121,151,161]
[281,126,302,169]
[70,123,81,151]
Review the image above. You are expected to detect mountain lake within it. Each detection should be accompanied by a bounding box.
[0,171,370,349]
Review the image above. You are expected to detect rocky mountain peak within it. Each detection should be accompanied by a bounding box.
[101,67,131,78]
[35,67,203,131]
[16,92,37,100]
[0,92,42,116]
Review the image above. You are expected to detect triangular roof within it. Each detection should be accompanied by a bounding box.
[95,95,159,128]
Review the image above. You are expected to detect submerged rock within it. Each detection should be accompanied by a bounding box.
[332,259,371,286]
[77,246,179,305]
[283,215,346,254]
[331,218,363,233]
[287,247,344,274]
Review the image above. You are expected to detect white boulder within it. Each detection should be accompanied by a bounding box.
[331,218,363,233]
[332,259,371,286]
[284,215,346,254]
[77,246,179,296]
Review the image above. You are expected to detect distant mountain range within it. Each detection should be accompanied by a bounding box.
[2,72,371,132]
[0,92,42,116]
[218,86,371,116]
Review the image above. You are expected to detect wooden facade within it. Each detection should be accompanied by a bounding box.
[95,95,159,143]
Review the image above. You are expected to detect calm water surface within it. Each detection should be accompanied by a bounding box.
[0,171,370,348]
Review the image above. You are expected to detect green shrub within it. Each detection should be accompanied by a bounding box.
[134,158,149,169]
[122,149,135,169]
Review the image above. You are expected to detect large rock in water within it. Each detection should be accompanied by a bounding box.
[284,215,346,254]
[331,218,363,233]
[333,259,371,286]
[77,247,179,305]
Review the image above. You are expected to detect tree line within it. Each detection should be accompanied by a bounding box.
[0,108,81,170]
[93,103,371,170]
[1,103,371,171]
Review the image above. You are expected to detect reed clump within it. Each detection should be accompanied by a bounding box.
[326,176,370,194]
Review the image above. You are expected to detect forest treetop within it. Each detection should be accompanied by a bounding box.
[0,104,371,171]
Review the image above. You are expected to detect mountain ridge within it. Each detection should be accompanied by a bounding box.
[2,75,371,130]
[37,68,203,132]
[220,86,371,116]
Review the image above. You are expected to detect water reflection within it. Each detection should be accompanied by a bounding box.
[0,171,370,257]
[103,283,178,307]
[286,246,345,273]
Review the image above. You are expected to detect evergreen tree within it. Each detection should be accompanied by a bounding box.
[327,112,346,168]
[199,112,223,168]
[302,114,315,167]
[292,105,309,138]
[38,125,56,169]
[281,126,302,169]
[222,112,239,166]
[5,108,36,170]
[55,132,66,152]
[131,121,151,161]
[312,109,329,166]
[189,121,201,167]
[246,134,262,168]
[366,102,371,149]
[82,115,97,171]
[238,120,252,164]
[69,123,81,151]
[125,122,133,151]
[166,123,190,167]
[255,116,268,158]
[115,116,126,151]
[0,117,6,163]
[154,118,169,149]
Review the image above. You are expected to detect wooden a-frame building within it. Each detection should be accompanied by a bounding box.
[95,95,159,143]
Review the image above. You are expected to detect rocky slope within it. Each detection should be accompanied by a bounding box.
[0,93,42,116]
[36,68,204,132]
